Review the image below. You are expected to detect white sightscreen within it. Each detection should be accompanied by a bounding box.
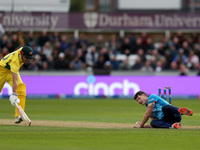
[118,0,181,10]
[0,0,70,12]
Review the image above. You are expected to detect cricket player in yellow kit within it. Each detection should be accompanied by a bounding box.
[0,46,33,124]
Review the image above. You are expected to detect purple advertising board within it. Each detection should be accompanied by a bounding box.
[1,12,200,30]
[1,75,200,98]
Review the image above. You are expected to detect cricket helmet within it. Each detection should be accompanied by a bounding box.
[20,46,34,59]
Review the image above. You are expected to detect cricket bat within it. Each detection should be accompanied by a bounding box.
[15,102,31,126]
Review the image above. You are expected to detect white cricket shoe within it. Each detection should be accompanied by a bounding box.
[15,115,23,124]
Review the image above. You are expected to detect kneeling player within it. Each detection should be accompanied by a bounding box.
[133,91,193,129]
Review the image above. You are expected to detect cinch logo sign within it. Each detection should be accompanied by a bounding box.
[74,76,140,96]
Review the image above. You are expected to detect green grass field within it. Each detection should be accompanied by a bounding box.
[0,99,200,150]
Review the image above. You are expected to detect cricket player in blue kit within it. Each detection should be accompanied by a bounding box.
[133,91,193,129]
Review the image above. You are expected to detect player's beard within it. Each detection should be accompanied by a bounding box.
[21,56,33,65]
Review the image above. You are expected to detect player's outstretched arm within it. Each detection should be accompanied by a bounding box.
[9,72,20,106]
[138,103,155,128]
[11,72,18,93]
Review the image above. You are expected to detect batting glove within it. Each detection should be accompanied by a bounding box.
[9,93,20,106]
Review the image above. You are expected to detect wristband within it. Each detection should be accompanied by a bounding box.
[12,92,18,96]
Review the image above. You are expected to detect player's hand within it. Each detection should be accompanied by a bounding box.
[134,121,141,128]
[9,93,20,106]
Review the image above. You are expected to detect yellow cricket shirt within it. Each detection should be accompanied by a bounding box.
[0,48,24,74]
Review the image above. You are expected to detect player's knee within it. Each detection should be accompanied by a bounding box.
[162,105,171,112]
[150,120,156,128]
[17,83,26,96]
[17,83,26,91]
[150,120,157,128]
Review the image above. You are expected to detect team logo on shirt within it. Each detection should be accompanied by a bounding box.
[149,98,155,103]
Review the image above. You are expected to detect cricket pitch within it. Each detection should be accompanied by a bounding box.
[0,119,199,129]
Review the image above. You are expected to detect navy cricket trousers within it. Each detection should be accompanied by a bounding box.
[150,105,182,128]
